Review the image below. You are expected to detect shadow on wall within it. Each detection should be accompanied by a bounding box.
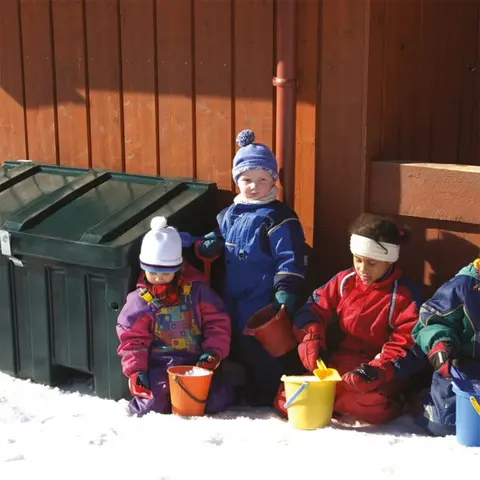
[398,224,480,302]
[364,160,480,303]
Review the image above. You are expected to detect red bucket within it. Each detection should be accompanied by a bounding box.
[243,304,297,357]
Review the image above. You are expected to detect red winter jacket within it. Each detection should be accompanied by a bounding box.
[293,268,422,376]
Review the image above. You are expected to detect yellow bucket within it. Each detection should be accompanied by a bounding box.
[281,373,339,430]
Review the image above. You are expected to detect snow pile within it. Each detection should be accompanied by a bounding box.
[184,367,212,377]
[1,372,479,480]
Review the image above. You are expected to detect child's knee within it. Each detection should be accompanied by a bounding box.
[129,393,170,416]
[206,374,235,413]
[334,387,401,424]
[413,373,457,436]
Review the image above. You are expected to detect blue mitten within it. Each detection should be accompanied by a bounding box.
[180,232,207,248]
[273,290,298,316]
[180,232,196,248]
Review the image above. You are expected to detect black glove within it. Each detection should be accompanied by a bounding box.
[342,363,391,393]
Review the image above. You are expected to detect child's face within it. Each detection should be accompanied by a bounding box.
[237,169,275,200]
[145,271,175,285]
[353,255,392,286]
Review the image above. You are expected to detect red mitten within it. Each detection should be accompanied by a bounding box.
[273,384,288,418]
[428,341,455,378]
[128,371,153,399]
[297,322,325,372]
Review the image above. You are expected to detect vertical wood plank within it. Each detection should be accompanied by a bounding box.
[20,0,58,163]
[381,0,423,161]
[0,0,27,159]
[85,0,123,171]
[194,0,232,191]
[52,0,90,168]
[413,0,436,162]
[364,0,385,163]
[156,0,194,178]
[448,0,478,166]
[395,0,422,161]
[380,0,478,165]
[428,1,465,164]
[315,0,370,279]
[474,0,480,166]
[120,0,158,175]
[464,0,480,167]
[377,0,397,160]
[234,0,274,147]
[294,0,318,246]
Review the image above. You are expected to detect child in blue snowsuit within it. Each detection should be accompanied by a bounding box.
[413,258,480,436]
[197,129,307,406]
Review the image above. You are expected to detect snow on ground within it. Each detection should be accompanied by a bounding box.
[0,372,478,480]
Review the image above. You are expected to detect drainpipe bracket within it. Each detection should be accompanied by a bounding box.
[272,76,297,88]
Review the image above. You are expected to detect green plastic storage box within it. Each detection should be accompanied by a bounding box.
[0,161,217,399]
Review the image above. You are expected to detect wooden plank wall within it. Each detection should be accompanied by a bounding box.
[0,0,275,201]
[0,0,479,296]
[322,0,480,297]
[376,0,479,165]
[365,0,480,297]
[0,1,27,160]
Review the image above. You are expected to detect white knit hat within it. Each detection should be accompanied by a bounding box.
[139,217,183,273]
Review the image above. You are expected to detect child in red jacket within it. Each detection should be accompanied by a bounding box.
[275,213,425,424]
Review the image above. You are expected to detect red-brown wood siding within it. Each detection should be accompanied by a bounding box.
[1,0,479,296]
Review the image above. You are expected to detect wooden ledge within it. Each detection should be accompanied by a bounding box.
[369,161,480,224]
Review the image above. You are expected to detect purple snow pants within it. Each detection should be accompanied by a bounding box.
[128,352,234,416]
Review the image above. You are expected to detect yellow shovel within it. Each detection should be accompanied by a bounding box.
[313,359,342,382]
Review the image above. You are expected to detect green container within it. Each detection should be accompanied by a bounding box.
[0,161,217,399]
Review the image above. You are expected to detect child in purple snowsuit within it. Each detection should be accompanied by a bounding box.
[116,216,233,416]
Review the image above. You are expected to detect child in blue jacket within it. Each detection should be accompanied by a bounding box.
[413,258,480,435]
[196,129,308,406]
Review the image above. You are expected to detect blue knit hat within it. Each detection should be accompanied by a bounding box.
[232,129,278,184]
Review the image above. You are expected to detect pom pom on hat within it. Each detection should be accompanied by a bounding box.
[150,216,168,231]
[236,129,255,147]
[139,216,183,273]
[232,129,278,184]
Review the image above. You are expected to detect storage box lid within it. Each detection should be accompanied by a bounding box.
[0,162,216,269]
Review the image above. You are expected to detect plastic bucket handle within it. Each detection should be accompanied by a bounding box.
[172,374,208,404]
[470,396,480,416]
[194,241,214,285]
[451,365,480,394]
[284,381,309,409]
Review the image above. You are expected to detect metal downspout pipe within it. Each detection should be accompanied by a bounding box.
[273,0,297,207]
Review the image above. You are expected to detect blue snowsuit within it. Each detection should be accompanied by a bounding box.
[217,200,307,405]
[413,260,480,436]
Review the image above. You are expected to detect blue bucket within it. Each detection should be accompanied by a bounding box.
[452,382,480,447]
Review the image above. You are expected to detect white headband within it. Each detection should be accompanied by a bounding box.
[350,234,400,263]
